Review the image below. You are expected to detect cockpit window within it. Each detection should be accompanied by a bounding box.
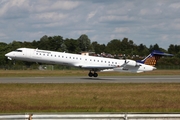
[14,50,22,52]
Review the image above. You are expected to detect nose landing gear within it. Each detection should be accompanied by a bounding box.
[88,71,98,77]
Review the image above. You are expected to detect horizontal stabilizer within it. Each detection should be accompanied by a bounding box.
[151,50,174,57]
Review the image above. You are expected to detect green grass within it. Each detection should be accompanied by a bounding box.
[0,70,180,113]
[0,69,180,77]
[0,83,180,113]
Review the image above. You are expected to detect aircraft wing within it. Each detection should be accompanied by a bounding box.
[75,64,115,70]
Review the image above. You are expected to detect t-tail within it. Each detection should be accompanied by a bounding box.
[137,50,173,66]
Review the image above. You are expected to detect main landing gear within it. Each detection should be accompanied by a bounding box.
[88,71,98,77]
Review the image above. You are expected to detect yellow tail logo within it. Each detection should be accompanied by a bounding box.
[144,55,161,66]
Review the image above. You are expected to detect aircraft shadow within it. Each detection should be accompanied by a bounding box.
[80,77,116,81]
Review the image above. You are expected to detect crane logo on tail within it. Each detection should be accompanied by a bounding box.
[144,55,161,66]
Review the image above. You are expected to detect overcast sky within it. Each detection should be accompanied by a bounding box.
[0,0,180,49]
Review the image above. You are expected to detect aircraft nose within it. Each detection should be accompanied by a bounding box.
[5,53,11,57]
[5,52,13,60]
[5,53,9,57]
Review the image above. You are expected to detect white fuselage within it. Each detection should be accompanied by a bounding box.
[5,48,156,73]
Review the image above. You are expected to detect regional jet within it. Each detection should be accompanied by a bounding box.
[5,48,173,77]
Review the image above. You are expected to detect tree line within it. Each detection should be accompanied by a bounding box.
[0,34,180,69]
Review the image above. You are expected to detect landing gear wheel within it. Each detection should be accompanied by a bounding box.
[88,71,98,77]
[88,72,93,77]
[93,73,98,77]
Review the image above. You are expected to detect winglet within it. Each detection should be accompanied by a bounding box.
[137,50,173,66]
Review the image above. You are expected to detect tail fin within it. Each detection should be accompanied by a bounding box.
[137,50,173,66]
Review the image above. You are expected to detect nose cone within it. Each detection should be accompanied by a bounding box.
[5,53,9,57]
[5,52,13,60]
[5,52,12,57]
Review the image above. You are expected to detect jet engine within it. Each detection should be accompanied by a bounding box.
[125,59,140,67]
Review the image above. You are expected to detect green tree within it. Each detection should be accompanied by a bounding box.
[168,44,180,57]
[91,41,106,54]
[149,43,160,52]
[153,43,160,50]
[77,34,91,51]
[48,36,63,51]
[37,35,49,50]
[106,39,121,54]
[0,42,8,65]
[137,44,148,56]
[60,43,68,52]
[64,38,78,53]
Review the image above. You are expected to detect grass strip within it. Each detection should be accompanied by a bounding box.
[0,83,180,113]
[0,70,180,77]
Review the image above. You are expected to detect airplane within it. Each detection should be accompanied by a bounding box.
[5,48,173,77]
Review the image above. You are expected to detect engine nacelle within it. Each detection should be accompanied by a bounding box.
[126,59,138,66]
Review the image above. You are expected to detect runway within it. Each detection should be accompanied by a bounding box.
[0,75,180,83]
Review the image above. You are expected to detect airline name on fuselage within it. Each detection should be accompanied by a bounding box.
[36,50,51,54]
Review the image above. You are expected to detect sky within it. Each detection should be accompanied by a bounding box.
[0,0,180,49]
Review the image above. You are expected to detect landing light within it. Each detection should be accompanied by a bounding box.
[8,57,12,60]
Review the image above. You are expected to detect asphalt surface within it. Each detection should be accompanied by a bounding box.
[0,75,180,83]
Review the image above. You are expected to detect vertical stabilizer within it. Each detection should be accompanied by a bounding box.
[137,50,173,66]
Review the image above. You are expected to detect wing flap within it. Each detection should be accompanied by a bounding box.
[81,65,115,69]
